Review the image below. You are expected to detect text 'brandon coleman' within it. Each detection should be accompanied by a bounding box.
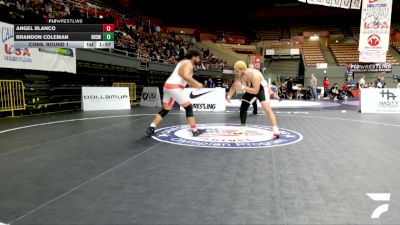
[15,34,69,40]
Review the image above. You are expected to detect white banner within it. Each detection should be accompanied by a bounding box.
[351,0,361,9]
[265,49,275,55]
[316,63,328,69]
[341,0,351,9]
[359,0,392,52]
[361,88,400,113]
[315,0,324,5]
[359,51,387,63]
[290,49,300,55]
[140,87,162,107]
[82,87,131,111]
[298,0,306,3]
[0,22,76,73]
[308,0,316,4]
[331,0,342,7]
[180,88,226,112]
[322,0,332,6]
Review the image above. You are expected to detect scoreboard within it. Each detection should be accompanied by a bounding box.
[13,19,114,49]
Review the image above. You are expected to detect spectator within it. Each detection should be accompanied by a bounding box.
[310,74,318,101]
[396,76,400,89]
[348,76,356,87]
[359,75,366,88]
[374,76,382,88]
[191,36,196,45]
[323,77,330,98]
[270,81,282,101]
[341,81,348,92]
[380,76,387,88]
[203,49,210,58]
[330,83,341,101]
[286,77,294,100]
[206,76,216,88]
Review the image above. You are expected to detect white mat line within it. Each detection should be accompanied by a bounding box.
[277,114,400,127]
[0,117,144,158]
[0,112,236,135]
[8,142,162,225]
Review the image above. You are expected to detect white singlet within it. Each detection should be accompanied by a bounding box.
[165,60,189,88]
[162,60,192,107]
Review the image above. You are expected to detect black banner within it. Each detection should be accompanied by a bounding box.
[14,24,103,32]
[14,32,104,41]
[348,63,392,73]
[7,18,114,24]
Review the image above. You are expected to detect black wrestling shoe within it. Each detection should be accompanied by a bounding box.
[192,129,206,137]
[146,127,155,136]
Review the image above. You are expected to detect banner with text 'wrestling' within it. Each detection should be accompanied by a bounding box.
[180,88,226,112]
[0,22,76,73]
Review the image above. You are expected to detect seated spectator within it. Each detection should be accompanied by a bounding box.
[330,83,342,101]
[270,81,282,101]
[206,76,216,88]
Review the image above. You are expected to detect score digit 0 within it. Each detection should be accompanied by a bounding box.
[102,24,114,32]
[102,32,114,41]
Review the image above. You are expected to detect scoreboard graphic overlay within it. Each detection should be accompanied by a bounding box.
[13,19,114,49]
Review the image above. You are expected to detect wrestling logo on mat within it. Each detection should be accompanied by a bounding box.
[152,123,302,149]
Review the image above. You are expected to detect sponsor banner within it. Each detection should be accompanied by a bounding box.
[331,0,342,7]
[341,0,351,9]
[265,49,275,55]
[82,87,130,111]
[301,0,360,9]
[140,87,162,108]
[223,69,234,74]
[180,88,226,112]
[152,123,303,149]
[290,48,300,55]
[349,63,391,72]
[351,0,361,9]
[322,0,332,6]
[359,0,392,52]
[252,54,262,71]
[316,63,328,69]
[0,22,76,73]
[359,50,387,62]
[361,88,400,113]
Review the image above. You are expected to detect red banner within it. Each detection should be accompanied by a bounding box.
[252,54,262,71]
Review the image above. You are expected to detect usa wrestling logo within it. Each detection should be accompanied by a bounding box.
[152,123,302,149]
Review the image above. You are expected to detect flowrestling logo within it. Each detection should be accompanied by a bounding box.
[367,193,391,218]
[152,124,302,149]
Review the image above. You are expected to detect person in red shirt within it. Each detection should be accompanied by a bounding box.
[342,81,348,92]
[323,77,330,98]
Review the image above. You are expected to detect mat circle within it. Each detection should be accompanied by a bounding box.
[152,123,303,149]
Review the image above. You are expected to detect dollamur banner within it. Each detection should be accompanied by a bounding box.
[0,21,76,73]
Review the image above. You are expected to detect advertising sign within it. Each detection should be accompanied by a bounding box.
[82,87,131,111]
